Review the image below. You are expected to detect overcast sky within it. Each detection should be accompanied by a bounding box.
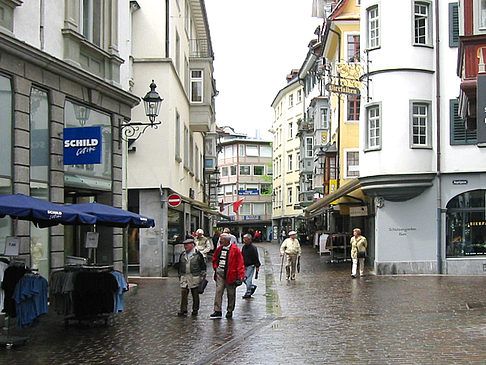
[204,0,322,140]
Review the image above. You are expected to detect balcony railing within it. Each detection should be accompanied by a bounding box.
[190,39,213,58]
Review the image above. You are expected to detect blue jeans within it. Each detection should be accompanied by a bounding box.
[244,265,256,295]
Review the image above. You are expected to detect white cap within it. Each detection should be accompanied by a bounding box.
[289,231,297,236]
[196,229,204,235]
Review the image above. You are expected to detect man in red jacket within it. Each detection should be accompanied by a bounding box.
[210,233,245,319]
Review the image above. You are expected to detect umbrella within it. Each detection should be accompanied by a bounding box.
[0,194,96,227]
[68,202,155,228]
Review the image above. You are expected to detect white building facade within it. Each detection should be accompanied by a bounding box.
[127,0,218,276]
[360,0,486,274]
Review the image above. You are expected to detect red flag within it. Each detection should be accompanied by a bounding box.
[233,198,245,213]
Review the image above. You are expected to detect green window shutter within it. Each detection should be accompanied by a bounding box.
[450,99,477,145]
[449,3,459,47]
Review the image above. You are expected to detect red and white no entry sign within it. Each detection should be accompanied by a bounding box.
[168,194,182,207]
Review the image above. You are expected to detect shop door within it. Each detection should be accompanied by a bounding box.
[64,194,95,262]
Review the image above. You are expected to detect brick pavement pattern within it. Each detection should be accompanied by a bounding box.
[1,243,486,364]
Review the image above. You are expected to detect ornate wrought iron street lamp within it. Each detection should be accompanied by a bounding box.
[120,80,163,142]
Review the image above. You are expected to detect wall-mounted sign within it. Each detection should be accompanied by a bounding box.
[4,236,20,256]
[85,232,99,249]
[243,215,262,220]
[349,206,368,217]
[326,62,363,96]
[452,180,468,185]
[238,190,259,196]
[63,126,102,165]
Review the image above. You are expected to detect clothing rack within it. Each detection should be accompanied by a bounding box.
[50,265,125,328]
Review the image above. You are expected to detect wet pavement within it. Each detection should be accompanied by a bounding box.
[2,242,486,364]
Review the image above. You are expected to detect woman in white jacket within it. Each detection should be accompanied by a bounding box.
[350,228,367,278]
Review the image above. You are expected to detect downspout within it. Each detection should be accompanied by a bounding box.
[165,0,170,58]
[328,27,341,189]
[435,0,442,274]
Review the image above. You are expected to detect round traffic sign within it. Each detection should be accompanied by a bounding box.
[168,194,182,207]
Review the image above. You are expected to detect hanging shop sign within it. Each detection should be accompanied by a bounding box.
[63,126,102,165]
[349,206,368,217]
[326,62,362,96]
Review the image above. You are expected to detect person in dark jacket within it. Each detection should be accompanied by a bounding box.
[177,238,206,317]
[241,234,261,299]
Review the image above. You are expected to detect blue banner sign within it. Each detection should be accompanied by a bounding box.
[243,215,262,220]
[238,189,259,196]
[63,126,102,165]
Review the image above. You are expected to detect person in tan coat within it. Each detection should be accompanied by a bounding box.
[350,228,367,278]
[280,231,301,280]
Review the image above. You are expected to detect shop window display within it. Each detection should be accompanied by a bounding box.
[446,190,486,257]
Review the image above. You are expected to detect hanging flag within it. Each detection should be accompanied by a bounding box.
[233,198,245,213]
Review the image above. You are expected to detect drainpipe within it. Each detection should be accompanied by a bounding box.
[435,0,442,274]
[165,0,170,58]
[328,27,341,190]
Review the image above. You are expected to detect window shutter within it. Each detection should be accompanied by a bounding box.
[449,3,459,47]
[450,99,476,145]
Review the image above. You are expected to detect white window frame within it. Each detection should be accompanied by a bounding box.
[365,103,381,151]
[410,100,432,149]
[413,1,432,47]
[246,145,259,157]
[287,186,293,205]
[253,165,265,176]
[175,111,181,161]
[288,154,293,171]
[81,0,103,47]
[297,89,302,103]
[260,145,272,157]
[288,122,293,139]
[221,166,228,177]
[344,148,360,179]
[367,5,380,49]
[305,137,313,158]
[230,165,237,176]
[190,69,203,103]
[318,107,329,129]
[289,94,294,108]
[253,203,265,215]
[240,165,251,175]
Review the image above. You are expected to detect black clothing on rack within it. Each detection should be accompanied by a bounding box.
[1,265,28,317]
[73,271,118,316]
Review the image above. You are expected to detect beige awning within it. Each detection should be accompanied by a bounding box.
[304,179,361,218]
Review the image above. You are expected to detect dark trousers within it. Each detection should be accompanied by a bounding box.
[180,287,200,312]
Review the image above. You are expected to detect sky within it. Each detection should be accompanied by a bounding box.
[204,0,322,140]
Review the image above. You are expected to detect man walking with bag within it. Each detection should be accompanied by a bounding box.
[241,234,260,299]
[177,238,206,317]
[210,233,245,319]
[280,231,301,280]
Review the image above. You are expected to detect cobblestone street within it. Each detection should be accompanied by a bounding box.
[2,242,486,364]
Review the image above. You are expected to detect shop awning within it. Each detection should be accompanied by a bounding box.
[171,190,229,220]
[304,179,361,218]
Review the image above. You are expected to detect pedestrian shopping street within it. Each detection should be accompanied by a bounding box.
[2,242,486,364]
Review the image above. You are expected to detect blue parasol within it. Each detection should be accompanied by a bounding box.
[0,194,96,227]
[68,202,155,228]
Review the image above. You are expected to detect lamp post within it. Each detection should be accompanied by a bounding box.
[120,80,163,142]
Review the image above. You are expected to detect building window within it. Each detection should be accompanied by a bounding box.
[287,187,293,205]
[253,165,264,175]
[414,2,431,46]
[253,203,265,215]
[446,190,486,257]
[240,165,251,175]
[30,88,49,183]
[189,134,194,171]
[450,99,477,145]
[305,137,313,158]
[221,166,228,177]
[410,101,431,148]
[288,154,293,171]
[184,126,189,167]
[318,108,329,129]
[175,112,181,160]
[347,94,360,122]
[260,145,272,157]
[81,0,103,47]
[239,144,245,156]
[261,183,272,195]
[481,0,486,28]
[288,122,293,139]
[297,89,302,103]
[347,34,360,62]
[190,70,203,103]
[345,150,360,178]
[224,145,233,158]
[239,203,251,215]
[224,184,233,196]
[230,165,236,176]
[289,94,294,107]
[175,31,181,74]
[267,164,273,176]
[246,145,259,156]
[367,5,380,49]
[449,3,459,47]
[366,104,381,150]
